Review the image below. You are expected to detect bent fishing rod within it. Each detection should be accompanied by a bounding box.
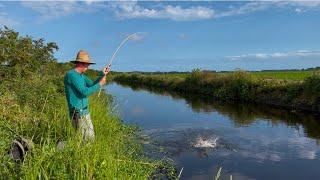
[98,32,140,97]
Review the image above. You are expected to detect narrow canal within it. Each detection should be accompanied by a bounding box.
[106,82,320,180]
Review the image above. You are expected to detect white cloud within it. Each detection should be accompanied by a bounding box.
[255,53,268,59]
[108,1,320,21]
[19,1,320,22]
[121,32,147,42]
[84,0,95,5]
[282,1,320,8]
[108,1,214,21]
[217,1,320,18]
[227,50,320,60]
[22,1,79,20]
[178,33,187,40]
[21,1,105,21]
[276,1,320,14]
[295,8,303,14]
[215,2,271,18]
[129,33,146,42]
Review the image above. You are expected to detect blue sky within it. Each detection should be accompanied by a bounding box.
[1,1,320,72]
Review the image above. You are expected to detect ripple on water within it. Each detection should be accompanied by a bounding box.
[143,128,236,158]
[193,137,219,148]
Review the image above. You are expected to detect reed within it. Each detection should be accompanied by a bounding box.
[113,70,320,113]
[0,27,174,179]
[0,73,168,179]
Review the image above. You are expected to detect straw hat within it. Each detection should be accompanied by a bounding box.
[70,50,95,64]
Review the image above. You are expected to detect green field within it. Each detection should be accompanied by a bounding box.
[123,70,317,81]
[251,71,314,80]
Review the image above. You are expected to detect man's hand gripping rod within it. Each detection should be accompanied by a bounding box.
[98,33,140,97]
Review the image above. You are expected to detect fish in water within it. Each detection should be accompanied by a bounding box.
[193,136,219,148]
[144,128,236,157]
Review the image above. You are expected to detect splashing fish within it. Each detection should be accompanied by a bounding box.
[193,137,219,148]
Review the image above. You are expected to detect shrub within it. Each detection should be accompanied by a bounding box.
[303,75,320,96]
[0,26,58,79]
[185,68,202,85]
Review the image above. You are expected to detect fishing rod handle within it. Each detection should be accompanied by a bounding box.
[98,65,111,97]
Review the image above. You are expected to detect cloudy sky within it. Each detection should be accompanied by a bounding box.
[1,1,320,72]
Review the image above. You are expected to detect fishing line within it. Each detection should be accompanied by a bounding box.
[98,32,141,97]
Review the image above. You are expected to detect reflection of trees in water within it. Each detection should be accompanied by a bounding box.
[116,82,320,140]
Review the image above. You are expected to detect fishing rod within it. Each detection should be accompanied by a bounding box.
[98,32,140,97]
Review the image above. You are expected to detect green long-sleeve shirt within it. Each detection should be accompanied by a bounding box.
[64,69,103,116]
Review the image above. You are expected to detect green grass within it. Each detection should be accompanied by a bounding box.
[251,71,314,80]
[122,70,317,81]
[113,70,320,112]
[147,73,189,79]
[0,75,174,179]
[0,27,176,179]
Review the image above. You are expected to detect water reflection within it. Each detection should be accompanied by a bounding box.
[116,82,320,140]
[108,82,320,179]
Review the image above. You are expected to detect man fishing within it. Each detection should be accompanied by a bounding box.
[64,50,110,142]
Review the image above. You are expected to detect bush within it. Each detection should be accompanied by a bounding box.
[0,26,58,79]
[113,69,320,112]
[185,68,202,85]
[303,75,320,97]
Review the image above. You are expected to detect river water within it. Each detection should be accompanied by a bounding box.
[106,82,320,180]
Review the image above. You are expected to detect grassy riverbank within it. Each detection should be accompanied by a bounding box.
[0,27,173,179]
[0,85,157,178]
[119,69,316,81]
[114,69,320,113]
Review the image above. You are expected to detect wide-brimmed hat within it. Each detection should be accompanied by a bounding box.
[70,50,95,64]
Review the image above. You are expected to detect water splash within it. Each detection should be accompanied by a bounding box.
[143,129,235,157]
[193,137,219,148]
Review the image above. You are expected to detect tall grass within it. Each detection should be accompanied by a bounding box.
[0,27,175,179]
[113,70,320,113]
[0,74,169,179]
[117,70,316,81]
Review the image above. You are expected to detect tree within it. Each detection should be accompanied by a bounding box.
[0,26,59,79]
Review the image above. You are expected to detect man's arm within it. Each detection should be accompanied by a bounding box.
[86,66,111,87]
[69,74,101,97]
[84,71,104,87]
